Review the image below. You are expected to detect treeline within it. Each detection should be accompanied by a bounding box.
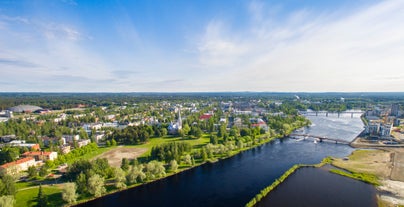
[150,142,192,162]
[108,125,167,144]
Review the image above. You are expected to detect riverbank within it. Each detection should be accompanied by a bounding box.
[73,133,285,206]
[332,149,404,206]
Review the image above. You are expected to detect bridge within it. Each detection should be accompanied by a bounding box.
[289,133,351,145]
[298,111,363,118]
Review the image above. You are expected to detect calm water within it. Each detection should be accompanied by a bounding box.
[258,167,377,207]
[78,113,368,207]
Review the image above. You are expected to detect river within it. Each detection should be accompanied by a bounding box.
[78,112,367,207]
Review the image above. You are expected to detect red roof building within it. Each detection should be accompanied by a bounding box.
[0,157,36,175]
[199,114,213,120]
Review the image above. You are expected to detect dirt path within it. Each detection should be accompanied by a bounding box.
[92,146,147,167]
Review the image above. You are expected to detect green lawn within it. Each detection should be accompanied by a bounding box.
[129,135,211,158]
[15,185,64,207]
[66,146,116,164]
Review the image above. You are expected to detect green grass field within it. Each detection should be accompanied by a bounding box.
[129,135,211,157]
[15,185,64,207]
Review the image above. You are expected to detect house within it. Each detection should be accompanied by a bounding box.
[8,140,40,151]
[62,135,80,143]
[251,118,269,132]
[60,145,71,154]
[93,132,105,143]
[0,135,17,143]
[40,136,60,146]
[77,139,91,148]
[22,151,58,161]
[0,157,36,175]
[199,114,213,121]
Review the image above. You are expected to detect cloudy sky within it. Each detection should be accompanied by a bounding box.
[0,0,403,92]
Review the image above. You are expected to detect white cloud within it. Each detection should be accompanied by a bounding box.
[195,0,404,92]
[197,20,249,68]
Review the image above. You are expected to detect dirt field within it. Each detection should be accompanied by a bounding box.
[93,146,147,167]
[391,152,404,181]
[333,149,404,206]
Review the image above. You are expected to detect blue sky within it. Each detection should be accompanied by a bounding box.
[0,0,403,92]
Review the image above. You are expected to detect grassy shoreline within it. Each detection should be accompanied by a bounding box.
[244,157,332,207]
[71,133,284,206]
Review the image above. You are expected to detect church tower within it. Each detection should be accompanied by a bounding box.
[178,107,182,129]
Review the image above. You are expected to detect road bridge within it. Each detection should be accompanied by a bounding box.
[289,133,351,145]
[299,111,363,118]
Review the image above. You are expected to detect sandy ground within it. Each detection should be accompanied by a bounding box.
[93,146,147,167]
[333,149,404,206]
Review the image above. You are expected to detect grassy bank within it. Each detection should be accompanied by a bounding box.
[245,157,332,207]
[328,169,380,186]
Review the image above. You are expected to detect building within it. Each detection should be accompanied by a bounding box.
[168,108,182,134]
[60,145,71,154]
[380,124,393,138]
[0,135,17,142]
[77,139,91,148]
[250,118,269,132]
[40,136,60,146]
[391,103,400,117]
[62,135,80,144]
[0,157,36,175]
[0,110,13,118]
[22,151,58,161]
[7,105,42,113]
[8,140,40,151]
[199,113,213,121]
[365,121,393,139]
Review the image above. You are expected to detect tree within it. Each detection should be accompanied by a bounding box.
[114,168,126,189]
[121,158,130,171]
[37,185,48,207]
[145,161,166,180]
[240,128,251,137]
[126,165,146,185]
[169,160,178,172]
[0,195,14,207]
[62,183,77,204]
[0,175,15,196]
[87,174,106,197]
[182,124,190,136]
[79,128,89,140]
[75,172,87,194]
[39,166,48,177]
[27,166,37,178]
[183,154,192,166]
[201,148,208,162]
[111,139,117,146]
[210,134,218,145]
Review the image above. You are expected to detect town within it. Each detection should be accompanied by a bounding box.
[0,93,403,206]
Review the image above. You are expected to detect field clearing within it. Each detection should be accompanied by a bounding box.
[333,149,392,178]
[92,146,147,167]
[391,152,404,181]
[15,185,64,207]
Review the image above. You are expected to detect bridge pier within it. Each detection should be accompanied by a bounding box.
[316,112,318,116]
[338,112,340,118]
[326,112,328,117]
[351,112,353,118]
